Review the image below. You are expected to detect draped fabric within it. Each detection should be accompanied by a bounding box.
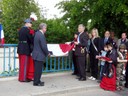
[47,44,74,56]
[0,24,5,44]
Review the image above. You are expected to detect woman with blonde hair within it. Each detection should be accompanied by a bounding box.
[88,28,101,80]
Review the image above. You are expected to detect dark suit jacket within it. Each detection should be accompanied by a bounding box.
[17,26,33,55]
[32,31,49,62]
[75,32,89,56]
[100,37,113,51]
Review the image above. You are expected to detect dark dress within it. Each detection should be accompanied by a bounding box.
[89,37,101,79]
[100,49,117,91]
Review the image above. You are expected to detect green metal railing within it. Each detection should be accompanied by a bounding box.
[0,44,73,77]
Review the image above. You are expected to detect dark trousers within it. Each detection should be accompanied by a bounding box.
[76,56,86,78]
[72,51,79,74]
[86,53,90,71]
[34,60,44,84]
[90,53,98,79]
[100,65,105,80]
[125,63,128,86]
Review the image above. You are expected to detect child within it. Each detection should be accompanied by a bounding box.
[100,43,117,91]
[116,44,127,90]
[96,45,108,81]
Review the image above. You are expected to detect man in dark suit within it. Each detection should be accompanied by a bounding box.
[100,31,113,51]
[74,24,89,81]
[32,23,49,86]
[17,18,34,82]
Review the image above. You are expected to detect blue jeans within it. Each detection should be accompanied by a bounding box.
[100,65,105,80]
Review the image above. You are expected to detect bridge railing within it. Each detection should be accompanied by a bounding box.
[0,44,73,77]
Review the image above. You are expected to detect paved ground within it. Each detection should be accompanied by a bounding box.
[52,88,127,96]
[0,71,127,96]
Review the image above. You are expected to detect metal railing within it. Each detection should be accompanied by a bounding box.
[0,44,73,77]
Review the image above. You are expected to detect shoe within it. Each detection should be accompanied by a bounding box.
[88,76,93,80]
[33,82,44,86]
[22,79,33,82]
[86,70,90,73]
[72,73,77,75]
[91,77,96,80]
[26,79,33,82]
[79,78,86,81]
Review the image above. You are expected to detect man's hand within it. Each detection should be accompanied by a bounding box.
[108,61,112,63]
[65,42,71,44]
[74,42,79,45]
[48,53,51,57]
[101,59,106,61]
[96,55,101,59]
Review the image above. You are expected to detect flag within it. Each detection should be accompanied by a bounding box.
[0,24,5,44]
[47,43,74,56]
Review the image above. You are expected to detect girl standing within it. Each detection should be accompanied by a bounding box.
[100,43,118,91]
[116,44,127,90]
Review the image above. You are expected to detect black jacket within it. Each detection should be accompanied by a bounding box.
[17,26,33,55]
[89,37,101,55]
[106,49,118,66]
[75,32,89,56]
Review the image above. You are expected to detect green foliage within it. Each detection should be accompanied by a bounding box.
[89,0,128,37]
[1,0,41,43]
[2,0,128,44]
[57,0,128,37]
[0,0,72,44]
[57,0,90,34]
[45,18,71,43]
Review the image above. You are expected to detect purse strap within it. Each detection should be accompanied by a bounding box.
[118,51,124,60]
[91,38,98,52]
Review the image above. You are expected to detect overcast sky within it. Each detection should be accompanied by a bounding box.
[35,0,64,19]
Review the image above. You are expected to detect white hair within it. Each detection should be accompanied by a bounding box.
[39,23,47,30]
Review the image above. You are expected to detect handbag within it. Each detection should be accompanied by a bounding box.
[81,47,85,53]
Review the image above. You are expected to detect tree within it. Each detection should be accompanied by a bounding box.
[56,0,90,35]
[45,18,71,43]
[88,0,128,37]
[0,0,41,43]
[57,0,128,37]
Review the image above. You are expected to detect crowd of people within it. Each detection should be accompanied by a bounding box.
[17,18,128,91]
[72,24,128,91]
